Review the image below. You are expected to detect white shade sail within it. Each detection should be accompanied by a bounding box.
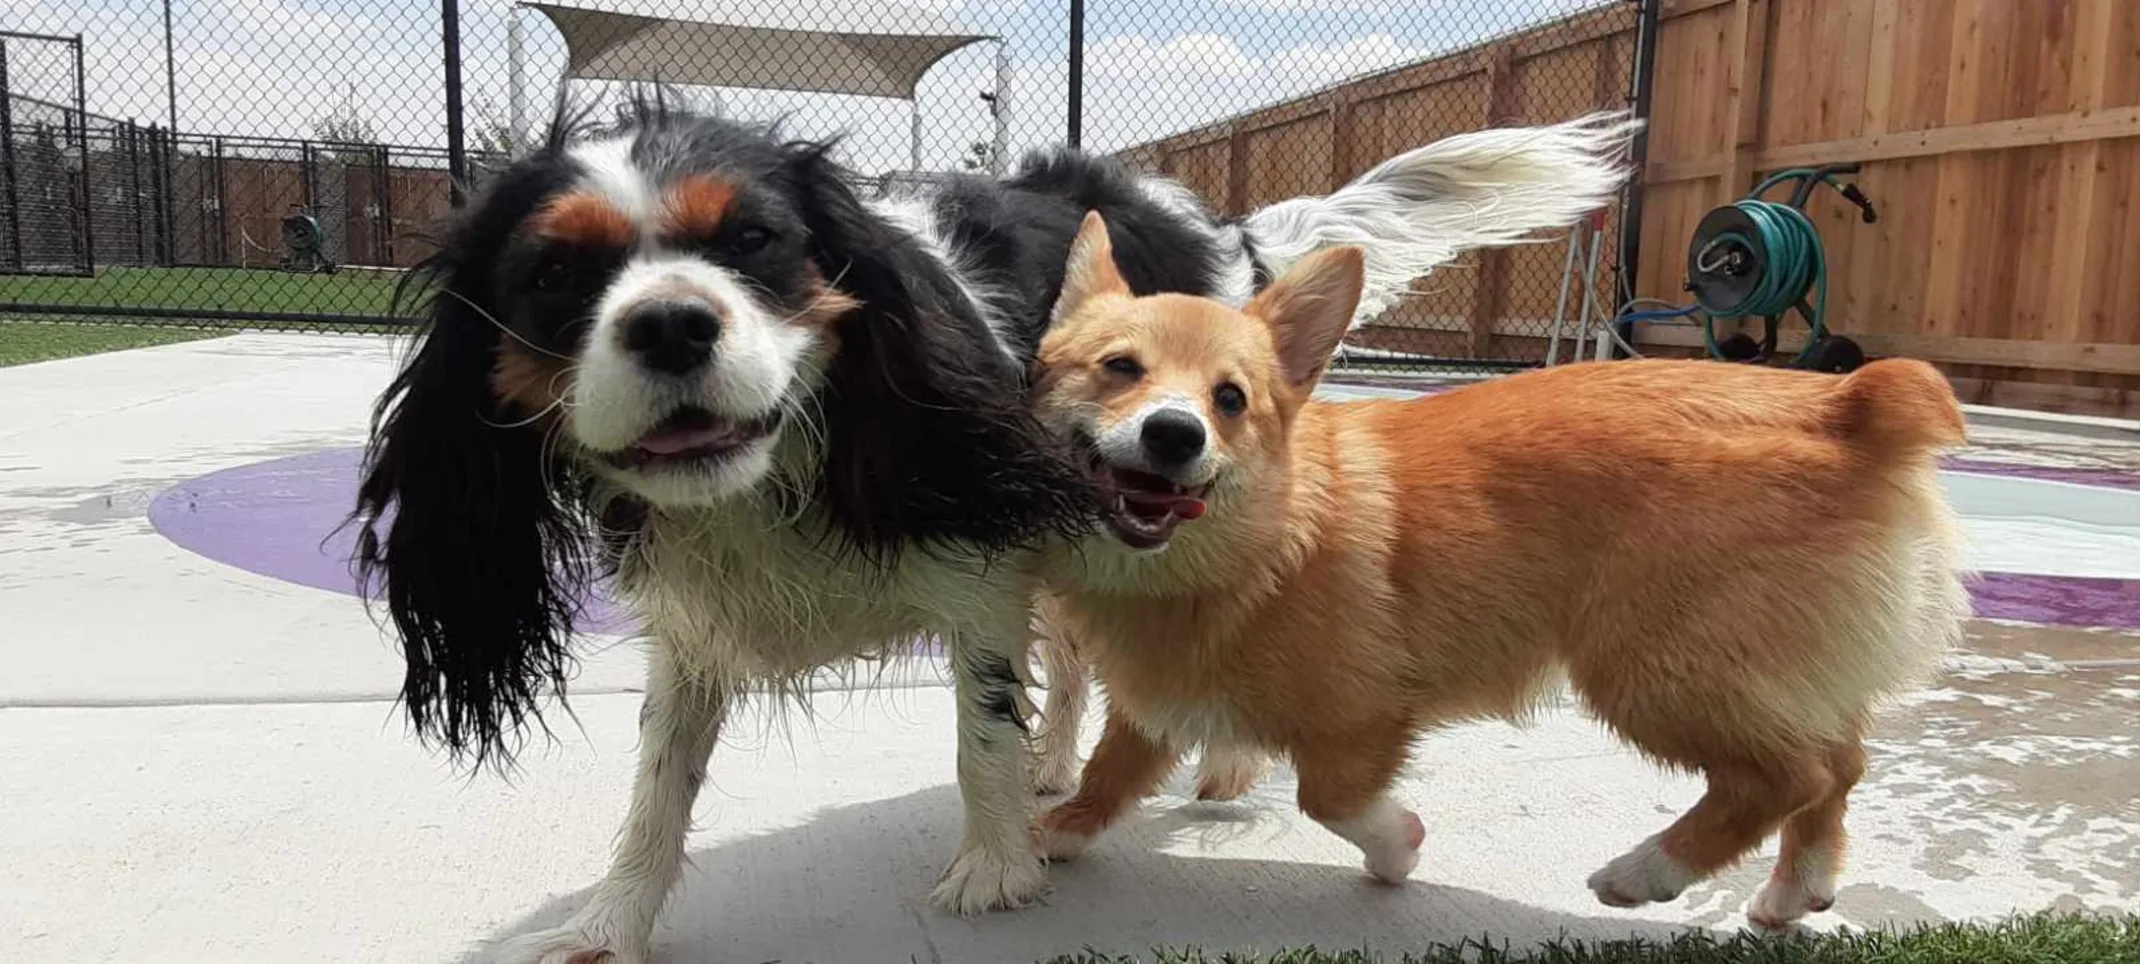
[525,0,998,100]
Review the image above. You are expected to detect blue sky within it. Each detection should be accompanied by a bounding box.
[4,0,1596,173]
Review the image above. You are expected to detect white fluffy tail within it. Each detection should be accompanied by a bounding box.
[1241,111,1642,329]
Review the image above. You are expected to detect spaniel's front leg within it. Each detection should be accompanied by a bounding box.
[931,598,1049,914]
[487,646,731,964]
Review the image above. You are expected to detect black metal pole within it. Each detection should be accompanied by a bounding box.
[300,140,315,211]
[1613,0,1661,358]
[1066,0,1083,149]
[0,38,22,271]
[371,146,389,265]
[212,136,227,264]
[378,145,394,264]
[127,123,145,264]
[441,0,467,206]
[152,125,172,264]
[163,0,178,132]
[72,35,94,276]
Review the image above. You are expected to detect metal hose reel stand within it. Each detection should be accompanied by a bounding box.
[1684,163,1877,373]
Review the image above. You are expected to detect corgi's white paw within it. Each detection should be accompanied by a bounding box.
[1747,854,1838,928]
[1587,835,1695,908]
[1319,797,1425,885]
[1033,822,1094,861]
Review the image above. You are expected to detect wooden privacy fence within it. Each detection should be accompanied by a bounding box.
[1120,0,2140,415]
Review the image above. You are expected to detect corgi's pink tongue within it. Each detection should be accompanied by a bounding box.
[1122,491,1207,520]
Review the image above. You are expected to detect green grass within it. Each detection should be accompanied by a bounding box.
[1,266,407,317]
[1038,913,2140,964]
[0,322,228,366]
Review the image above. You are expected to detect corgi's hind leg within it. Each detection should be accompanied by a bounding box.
[1749,739,1865,927]
[1031,626,1090,797]
[1193,742,1271,801]
[1586,752,1832,908]
[1294,731,1424,884]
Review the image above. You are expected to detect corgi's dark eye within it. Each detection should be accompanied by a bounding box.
[729,226,773,255]
[1213,383,1247,416]
[1102,356,1144,379]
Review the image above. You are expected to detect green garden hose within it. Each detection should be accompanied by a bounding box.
[1691,168,1833,365]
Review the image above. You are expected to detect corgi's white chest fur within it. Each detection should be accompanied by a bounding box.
[1126,699,1252,750]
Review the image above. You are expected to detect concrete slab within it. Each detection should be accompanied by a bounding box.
[2,334,2136,963]
[7,659,2130,963]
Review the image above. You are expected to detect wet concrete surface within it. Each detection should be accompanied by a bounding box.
[1860,621,2139,908]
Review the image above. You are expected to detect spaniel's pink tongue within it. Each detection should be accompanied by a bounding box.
[636,424,738,454]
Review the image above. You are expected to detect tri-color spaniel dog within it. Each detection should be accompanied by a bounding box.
[353,97,1636,963]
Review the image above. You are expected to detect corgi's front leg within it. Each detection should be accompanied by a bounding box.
[1035,710,1179,858]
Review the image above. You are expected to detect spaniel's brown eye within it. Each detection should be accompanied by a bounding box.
[1103,356,1143,379]
[728,226,773,255]
[533,260,572,293]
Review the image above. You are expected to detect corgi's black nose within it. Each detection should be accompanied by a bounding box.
[1140,409,1206,466]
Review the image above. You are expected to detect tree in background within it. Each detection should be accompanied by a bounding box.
[312,84,379,165]
[468,97,522,162]
[961,140,998,173]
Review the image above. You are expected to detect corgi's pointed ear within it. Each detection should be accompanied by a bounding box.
[1056,211,1129,320]
[1247,246,1364,389]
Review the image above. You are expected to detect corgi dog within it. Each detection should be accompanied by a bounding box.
[1026,213,1969,928]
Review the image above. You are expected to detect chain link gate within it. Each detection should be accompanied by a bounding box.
[1,0,1642,355]
[0,32,93,279]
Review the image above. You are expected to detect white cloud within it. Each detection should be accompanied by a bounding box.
[1220,0,1392,13]
[1221,0,1599,16]
[1088,34,1257,79]
[1071,33,1427,153]
[1266,34,1423,82]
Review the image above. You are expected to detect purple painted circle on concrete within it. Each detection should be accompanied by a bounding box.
[148,447,635,635]
[1970,572,2140,632]
[147,447,2140,632]
[1942,456,2140,492]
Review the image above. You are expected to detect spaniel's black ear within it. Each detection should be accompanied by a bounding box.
[352,218,592,769]
[781,142,1096,562]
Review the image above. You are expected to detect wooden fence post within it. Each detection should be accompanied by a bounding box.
[1467,44,1522,358]
[1719,0,1771,203]
[1225,122,1250,216]
[1328,94,1356,191]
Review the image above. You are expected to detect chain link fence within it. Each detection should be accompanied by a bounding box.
[1,0,1643,367]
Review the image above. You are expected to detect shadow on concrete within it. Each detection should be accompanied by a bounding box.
[468,785,1715,964]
